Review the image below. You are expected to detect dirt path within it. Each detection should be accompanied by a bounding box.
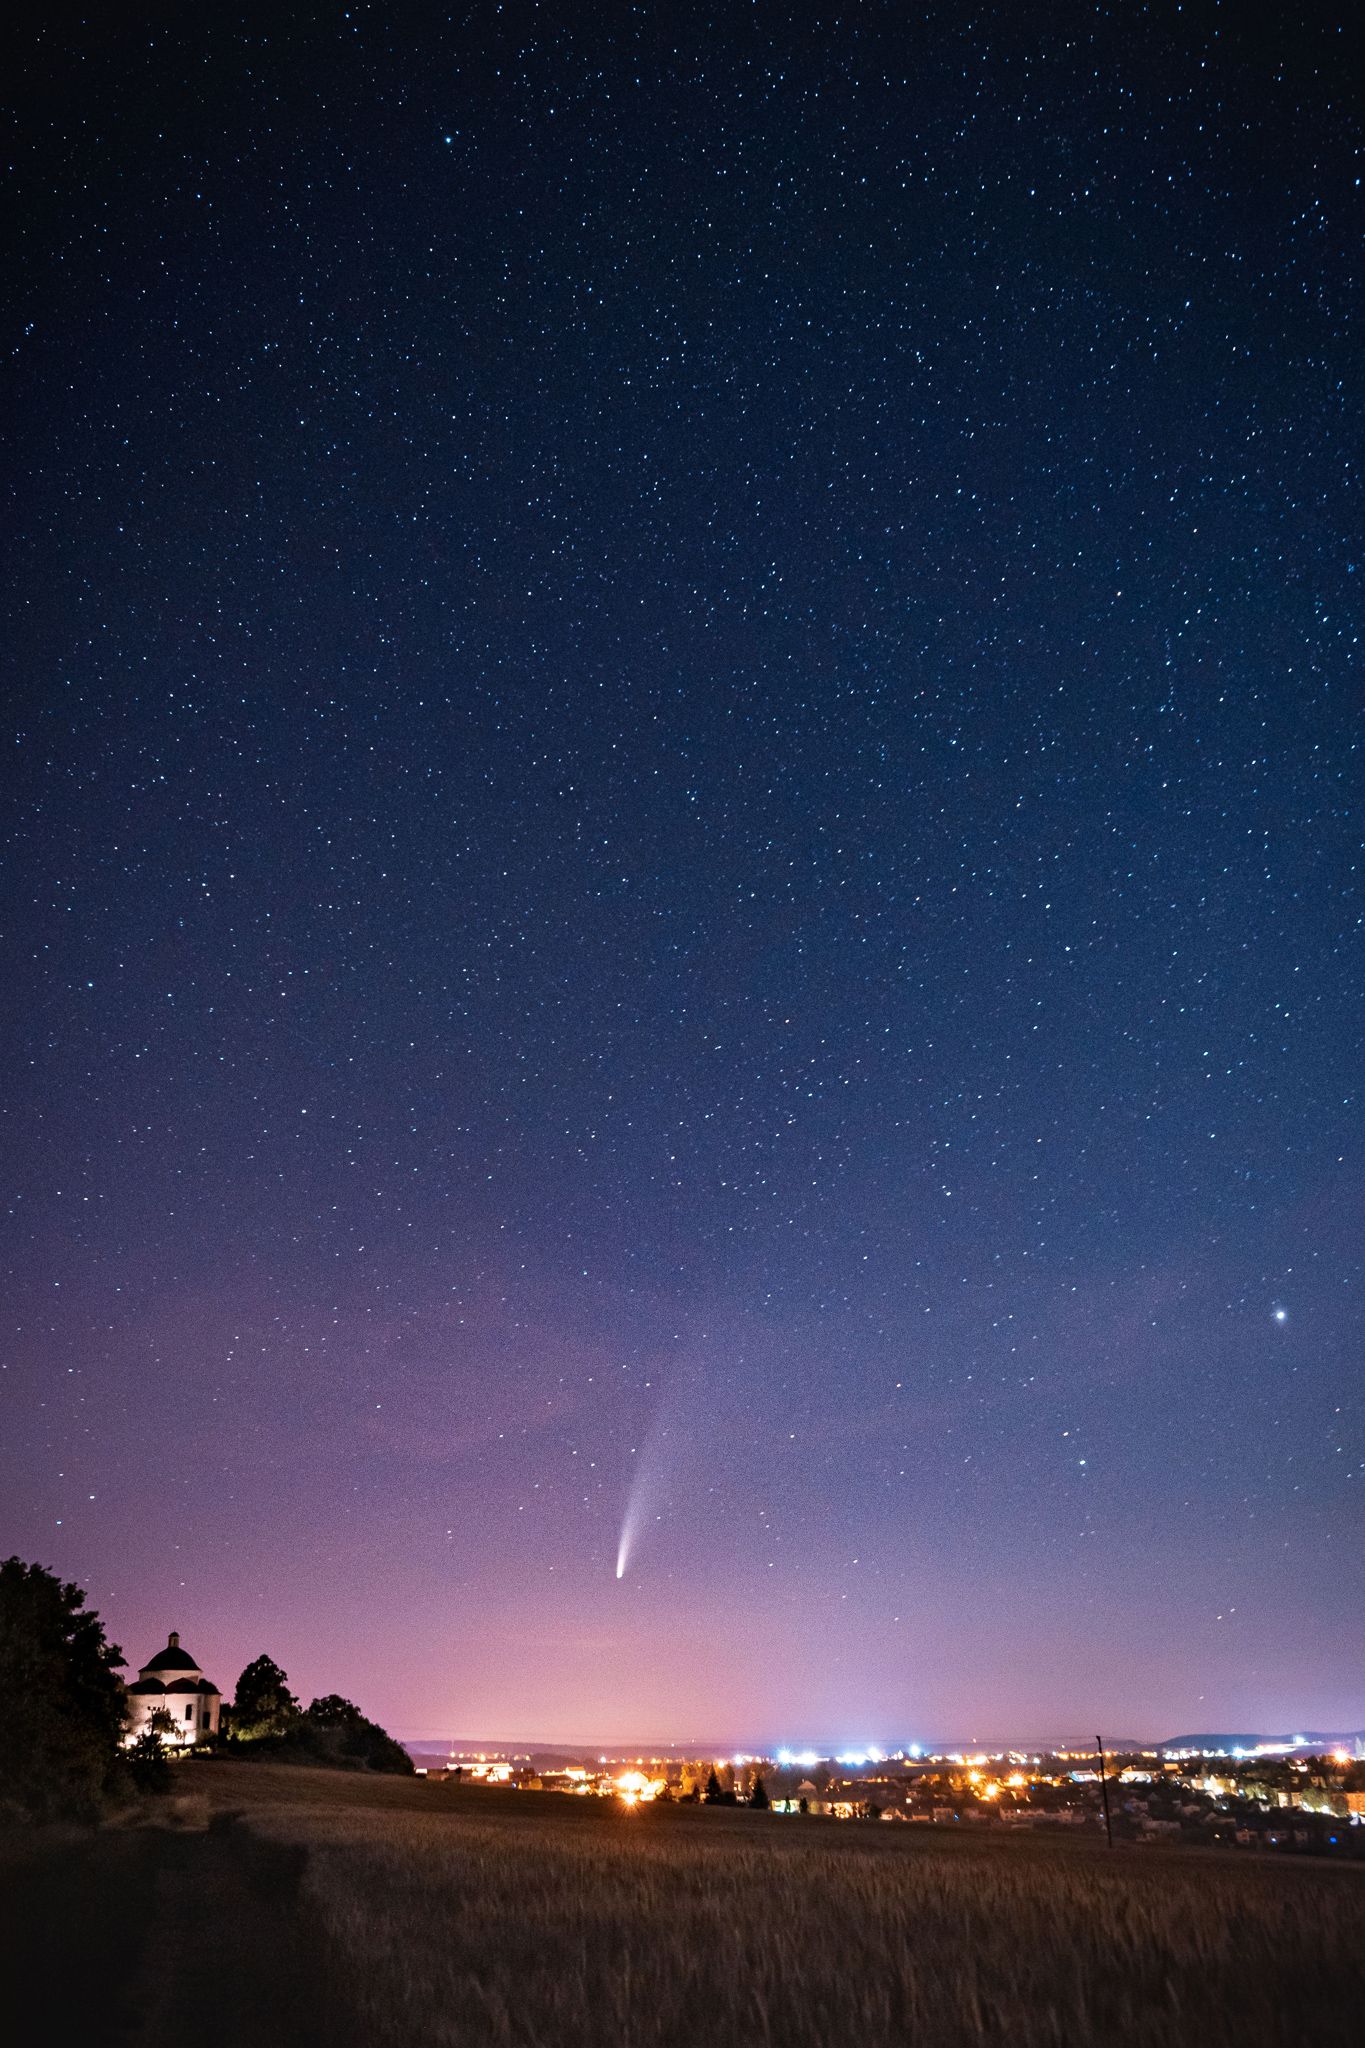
[1,1817,340,2046]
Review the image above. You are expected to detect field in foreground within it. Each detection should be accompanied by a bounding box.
[6,1761,1364,2046]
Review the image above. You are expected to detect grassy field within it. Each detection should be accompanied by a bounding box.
[146,1760,1365,2048]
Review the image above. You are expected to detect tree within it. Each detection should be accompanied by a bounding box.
[0,1556,127,1821]
[218,1679,412,1774]
[703,1767,724,1804]
[296,1694,413,1773]
[749,1774,771,1809]
[228,1654,298,1739]
[307,1693,363,1729]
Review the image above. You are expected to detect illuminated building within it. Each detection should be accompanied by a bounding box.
[123,1630,222,1747]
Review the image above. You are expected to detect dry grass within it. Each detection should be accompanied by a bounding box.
[196,1763,1365,2047]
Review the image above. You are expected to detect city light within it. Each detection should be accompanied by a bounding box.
[613,1770,665,1804]
[413,1738,1362,1850]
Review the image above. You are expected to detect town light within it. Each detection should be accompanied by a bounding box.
[614,1769,664,1804]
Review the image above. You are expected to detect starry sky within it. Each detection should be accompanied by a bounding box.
[3,5,1360,1748]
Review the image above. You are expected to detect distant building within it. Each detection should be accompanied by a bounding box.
[124,1630,222,1746]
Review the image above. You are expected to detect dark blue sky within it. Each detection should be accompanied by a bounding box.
[3,4,1360,1744]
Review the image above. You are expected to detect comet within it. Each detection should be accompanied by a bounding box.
[614,1375,689,1581]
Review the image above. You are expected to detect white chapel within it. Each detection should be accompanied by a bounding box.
[124,1630,223,1746]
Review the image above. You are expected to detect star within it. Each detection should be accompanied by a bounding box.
[2,0,1358,1751]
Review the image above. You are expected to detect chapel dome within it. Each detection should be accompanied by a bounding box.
[141,1629,200,1675]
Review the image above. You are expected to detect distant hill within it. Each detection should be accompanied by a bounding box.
[1159,1730,1365,1754]
[403,1739,697,1769]
[402,1729,1365,1766]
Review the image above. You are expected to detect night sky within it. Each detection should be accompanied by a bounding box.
[3,6,1360,1748]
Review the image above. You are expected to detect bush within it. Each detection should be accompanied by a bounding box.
[123,1726,173,1794]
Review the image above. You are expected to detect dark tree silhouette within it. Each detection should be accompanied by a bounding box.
[703,1767,724,1804]
[222,1679,411,1772]
[307,1692,363,1727]
[0,1556,126,1821]
[295,1694,413,1773]
[229,1653,299,1739]
[749,1774,771,1809]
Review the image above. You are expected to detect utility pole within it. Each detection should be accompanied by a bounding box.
[1286,1764,1297,1853]
[1096,1734,1114,1848]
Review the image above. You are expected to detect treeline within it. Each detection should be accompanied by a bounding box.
[219,1652,412,1774]
[0,1556,410,1825]
[700,1766,770,1808]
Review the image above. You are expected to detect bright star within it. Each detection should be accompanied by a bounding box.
[1273,1307,1288,1325]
